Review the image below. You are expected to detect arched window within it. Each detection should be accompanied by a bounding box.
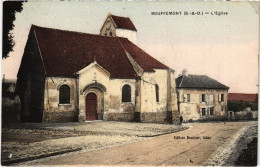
[155,84,159,102]
[122,85,131,102]
[59,85,70,104]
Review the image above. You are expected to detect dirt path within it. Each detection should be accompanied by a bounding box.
[22,121,254,166]
[2,121,186,165]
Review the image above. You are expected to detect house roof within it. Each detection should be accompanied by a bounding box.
[175,74,229,89]
[229,93,258,103]
[32,25,168,78]
[110,14,137,31]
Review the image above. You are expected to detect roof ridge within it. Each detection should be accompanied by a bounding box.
[175,74,229,89]
[111,14,131,19]
[116,37,138,77]
[179,75,184,87]
[116,37,127,52]
[109,14,137,31]
[33,24,129,40]
[123,39,168,69]
[32,26,47,76]
[189,74,206,77]
[189,74,226,84]
[33,25,93,36]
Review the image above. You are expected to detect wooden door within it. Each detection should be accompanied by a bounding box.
[86,93,97,121]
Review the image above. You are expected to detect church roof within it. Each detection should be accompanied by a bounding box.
[32,25,168,78]
[176,74,229,89]
[110,14,137,31]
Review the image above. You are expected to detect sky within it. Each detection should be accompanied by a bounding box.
[1,1,259,93]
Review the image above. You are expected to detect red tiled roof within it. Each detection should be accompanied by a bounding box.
[110,15,137,31]
[119,38,168,71]
[229,93,258,103]
[33,25,168,78]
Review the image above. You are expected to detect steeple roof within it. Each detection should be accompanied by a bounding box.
[110,14,137,31]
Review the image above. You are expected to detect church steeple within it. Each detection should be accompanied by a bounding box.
[100,13,137,45]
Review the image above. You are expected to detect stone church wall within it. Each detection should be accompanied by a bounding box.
[140,69,179,124]
[16,27,46,123]
[77,62,136,122]
[42,77,77,122]
[104,78,136,122]
[169,71,180,124]
[41,64,179,124]
[78,63,110,122]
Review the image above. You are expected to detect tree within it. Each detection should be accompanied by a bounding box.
[3,1,25,59]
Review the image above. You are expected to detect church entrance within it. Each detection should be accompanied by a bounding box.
[85,93,97,121]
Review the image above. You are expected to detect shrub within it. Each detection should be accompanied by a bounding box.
[228,101,258,112]
[188,119,193,123]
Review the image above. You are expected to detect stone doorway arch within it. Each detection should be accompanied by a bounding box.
[81,83,106,121]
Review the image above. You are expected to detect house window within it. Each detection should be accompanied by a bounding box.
[155,84,159,102]
[59,85,70,104]
[222,106,224,111]
[221,94,224,102]
[187,94,190,102]
[202,94,205,102]
[202,108,206,116]
[122,84,131,102]
[210,107,214,115]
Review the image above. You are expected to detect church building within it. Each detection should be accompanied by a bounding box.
[16,14,179,123]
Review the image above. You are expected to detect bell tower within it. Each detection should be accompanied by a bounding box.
[100,13,137,45]
[100,14,116,37]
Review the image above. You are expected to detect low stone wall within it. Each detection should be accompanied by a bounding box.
[140,111,172,124]
[198,116,228,122]
[228,111,258,120]
[234,111,258,120]
[252,111,258,119]
[182,115,228,122]
[42,110,180,123]
[42,110,78,122]
[104,112,134,122]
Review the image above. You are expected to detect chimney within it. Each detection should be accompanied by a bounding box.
[181,69,188,76]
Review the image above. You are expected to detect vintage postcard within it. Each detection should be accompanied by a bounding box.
[1,1,259,166]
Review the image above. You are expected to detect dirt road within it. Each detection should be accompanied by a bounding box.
[2,121,185,164]
[23,121,255,166]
